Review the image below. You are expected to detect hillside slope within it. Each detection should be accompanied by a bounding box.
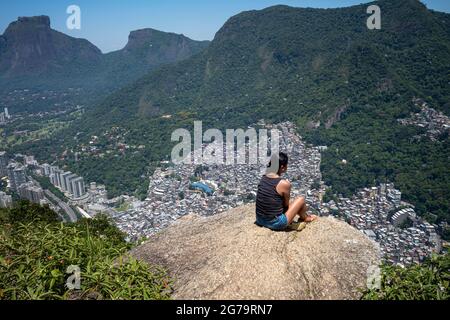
[131,204,380,300]
[80,0,450,124]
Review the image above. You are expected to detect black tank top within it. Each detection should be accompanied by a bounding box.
[256,175,284,218]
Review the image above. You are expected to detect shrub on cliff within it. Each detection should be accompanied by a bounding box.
[362,253,450,300]
[0,202,171,300]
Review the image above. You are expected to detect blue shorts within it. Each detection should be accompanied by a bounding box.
[256,213,288,231]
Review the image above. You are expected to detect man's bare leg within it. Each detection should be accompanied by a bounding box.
[285,197,317,224]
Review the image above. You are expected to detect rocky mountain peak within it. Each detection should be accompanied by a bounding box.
[17,15,51,27]
[4,15,51,36]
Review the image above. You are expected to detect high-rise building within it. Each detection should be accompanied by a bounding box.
[60,171,73,191]
[18,182,44,204]
[64,173,78,195]
[30,186,44,203]
[44,165,87,199]
[7,163,27,191]
[0,191,12,208]
[54,168,63,188]
[4,107,10,119]
[0,112,5,124]
[0,151,8,177]
[49,173,57,186]
[46,166,60,186]
[70,177,86,198]
[50,166,58,174]
[41,163,51,176]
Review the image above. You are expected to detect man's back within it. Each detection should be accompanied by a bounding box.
[256,175,284,218]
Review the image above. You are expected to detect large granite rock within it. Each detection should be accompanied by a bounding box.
[132,204,380,300]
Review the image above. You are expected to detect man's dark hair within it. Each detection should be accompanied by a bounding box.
[267,152,288,174]
[278,152,288,167]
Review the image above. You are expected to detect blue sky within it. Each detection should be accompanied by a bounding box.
[1,0,449,53]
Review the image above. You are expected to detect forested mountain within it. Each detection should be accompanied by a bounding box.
[0,16,209,105]
[15,0,450,228]
[81,0,449,124]
[101,28,210,91]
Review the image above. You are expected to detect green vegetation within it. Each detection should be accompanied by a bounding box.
[0,120,70,148]
[0,107,82,149]
[116,201,131,212]
[362,253,450,300]
[311,94,450,229]
[31,173,67,201]
[0,201,172,300]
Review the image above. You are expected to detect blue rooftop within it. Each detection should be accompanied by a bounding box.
[191,182,213,195]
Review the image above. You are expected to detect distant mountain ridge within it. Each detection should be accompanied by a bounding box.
[115,28,209,63]
[0,16,101,76]
[0,15,210,97]
[101,28,210,91]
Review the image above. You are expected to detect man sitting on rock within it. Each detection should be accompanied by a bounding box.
[255,152,317,231]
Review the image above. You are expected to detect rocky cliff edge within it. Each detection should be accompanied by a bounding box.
[131,204,381,300]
